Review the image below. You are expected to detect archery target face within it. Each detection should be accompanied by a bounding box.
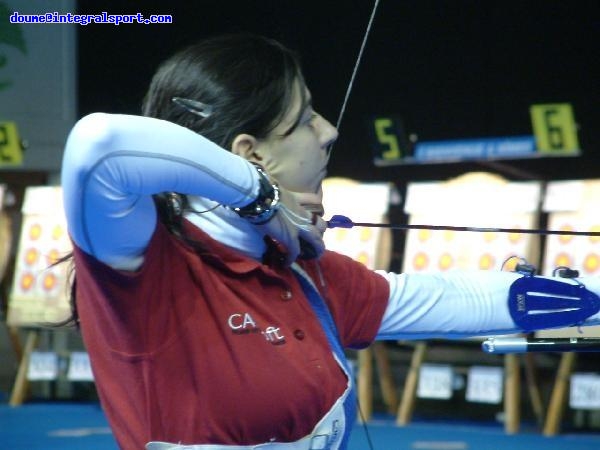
[324,225,382,269]
[7,187,72,326]
[541,180,600,277]
[402,177,541,273]
[403,213,537,273]
[542,212,600,276]
[322,179,390,270]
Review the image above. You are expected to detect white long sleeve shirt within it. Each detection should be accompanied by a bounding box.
[62,113,600,340]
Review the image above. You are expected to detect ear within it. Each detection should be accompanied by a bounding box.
[231,134,263,163]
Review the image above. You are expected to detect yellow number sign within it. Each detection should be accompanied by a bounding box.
[530,104,579,155]
[0,121,23,166]
[374,118,401,160]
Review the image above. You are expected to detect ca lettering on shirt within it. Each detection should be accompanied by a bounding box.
[227,313,286,345]
[227,312,260,334]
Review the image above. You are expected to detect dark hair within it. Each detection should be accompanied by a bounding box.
[144,33,308,239]
[142,33,307,148]
[61,34,306,327]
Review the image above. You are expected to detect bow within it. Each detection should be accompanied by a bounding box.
[329,0,600,241]
[329,3,600,360]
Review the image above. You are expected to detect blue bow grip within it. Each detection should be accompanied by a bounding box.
[509,276,600,332]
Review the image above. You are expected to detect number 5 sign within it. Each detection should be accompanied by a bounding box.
[530,103,580,155]
[369,115,409,165]
[0,121,23,166]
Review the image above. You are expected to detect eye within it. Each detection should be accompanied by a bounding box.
[305,111,318,126]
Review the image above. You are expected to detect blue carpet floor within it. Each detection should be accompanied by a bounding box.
[2,402,600,449]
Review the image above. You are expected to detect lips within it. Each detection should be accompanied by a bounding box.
[301,202,325,217]
[301,185,324,217]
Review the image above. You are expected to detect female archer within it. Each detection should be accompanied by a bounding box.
[61,34,600,449]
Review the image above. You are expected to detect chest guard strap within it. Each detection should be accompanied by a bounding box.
[509,276,600,332]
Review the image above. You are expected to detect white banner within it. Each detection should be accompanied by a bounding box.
[466,366,503,404]
[570,373,600,410]
[67,351,94,381]
[417,364,453,400]
[27,351,59,380]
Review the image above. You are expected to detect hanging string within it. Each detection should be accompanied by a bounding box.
[329,3,382,450]
[333,0,381,137]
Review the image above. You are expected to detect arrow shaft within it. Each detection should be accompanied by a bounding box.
[349,222,600,236]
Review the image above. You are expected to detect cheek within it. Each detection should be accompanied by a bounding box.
[268,134,324,191]
[293,136,324,168]
[289,153,323,185]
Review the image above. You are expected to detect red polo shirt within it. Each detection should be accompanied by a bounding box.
[73,220,389,449]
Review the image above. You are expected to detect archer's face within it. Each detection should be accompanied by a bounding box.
[253,80,338,196]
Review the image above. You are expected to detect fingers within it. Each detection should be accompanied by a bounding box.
[282,227,301,266]
[299,231,325,259]
[291,210,325,260]
[313,214,327,234]
[256,186,326,264]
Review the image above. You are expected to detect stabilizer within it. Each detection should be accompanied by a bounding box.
[509,275,600,332]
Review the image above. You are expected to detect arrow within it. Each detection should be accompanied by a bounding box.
[327,214,600,237]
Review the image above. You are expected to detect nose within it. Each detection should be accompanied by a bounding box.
[318,115,338,150]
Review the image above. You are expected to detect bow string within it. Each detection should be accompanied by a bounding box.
[329,0,597,239]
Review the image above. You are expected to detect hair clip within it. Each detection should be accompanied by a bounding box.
[172,97,214,118]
